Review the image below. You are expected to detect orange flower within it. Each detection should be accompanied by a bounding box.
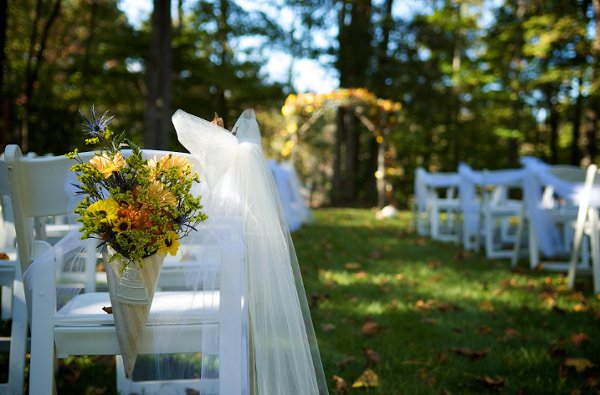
[89,152,126,178]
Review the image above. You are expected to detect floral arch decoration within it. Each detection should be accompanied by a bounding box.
[280,88,402,208]
[280,88,402,158]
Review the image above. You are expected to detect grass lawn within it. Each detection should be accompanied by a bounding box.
[9,208,600,394]
[295,208,600,395]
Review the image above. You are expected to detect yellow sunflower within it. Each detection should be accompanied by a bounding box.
[148,181,177,208]
[112,216,132,233]
[159,231,180,256]
[87,198,119,224]
[89,152,126,178]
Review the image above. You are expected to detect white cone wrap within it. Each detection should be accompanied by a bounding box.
[104,250,165,378]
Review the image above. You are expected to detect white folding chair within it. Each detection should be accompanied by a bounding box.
[5,145,247,394]
[414,167,460,242]
[512,165,589,270]
[477,170,524,259]
[0,161,28,394]
[567,164,600,293]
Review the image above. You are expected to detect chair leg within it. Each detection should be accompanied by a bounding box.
[8,276,27,395]
[529,225,540,270]
[511,214,525,267]
[29,260,57,394]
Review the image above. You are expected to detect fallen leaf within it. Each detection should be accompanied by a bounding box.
[321,323,336,332]
[565,357,595,373]
[395,273,404,281]
[0,252,9,260]
[415,299,435,310]
[571,332,590,347]
[587,376,600,386]
[364,348,381,364]
[573,303,587,312]
[438,302,462,312]
[353,271,367,279]
[331,375,347,393]
[417,368,437,386]
[344,262,361,270]
[476,325,493,334]
[101,306,113,314]
[361,319,384,335]
[502,328,521,340]
[351,369,379,388]
[479,300,495,312]
[449,347,487,361]
[436,352,449,365]
[481,375,506,390]
[422,317,437,325]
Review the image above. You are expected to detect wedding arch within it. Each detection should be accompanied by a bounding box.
[280,88,402,207]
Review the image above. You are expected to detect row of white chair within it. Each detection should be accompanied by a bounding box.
[414,160,600,293]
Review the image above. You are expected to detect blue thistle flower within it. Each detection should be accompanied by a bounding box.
[80,104,115,136]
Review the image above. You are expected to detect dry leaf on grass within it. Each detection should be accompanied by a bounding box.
[361,319,384,335]
[352,369,380,388]
[564,357,595,373]
[321,323,336,332]
[481,375,506,390]
[364,348,381,364]
[331,375,347,393]
[476,325,493,334]
[479,300,495,312]
[449,347,487,361]
[344,262,361,270]
[418,368,437,386]
[570,332,590,347]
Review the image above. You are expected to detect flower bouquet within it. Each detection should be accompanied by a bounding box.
[67,105,208,376]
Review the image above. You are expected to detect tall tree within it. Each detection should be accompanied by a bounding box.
[144,0,172,150]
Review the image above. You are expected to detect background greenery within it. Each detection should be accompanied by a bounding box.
[3,0,600,206]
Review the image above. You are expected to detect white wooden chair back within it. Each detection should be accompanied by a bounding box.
[512,164,589,270]
[567,164,600,293]
[0,160,27,394]
[4,144,247,394]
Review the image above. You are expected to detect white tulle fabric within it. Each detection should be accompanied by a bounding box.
[520,160,600,257]
[173,109,328,395]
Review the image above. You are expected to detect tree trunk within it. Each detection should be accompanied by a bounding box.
[144,0,172,150]
[79,0,98,106]
[213,0,229,123]
[21,0,62,153]
[332,108,346,204]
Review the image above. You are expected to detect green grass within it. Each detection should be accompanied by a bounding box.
[295,209,600,394]
[7,208,600,394]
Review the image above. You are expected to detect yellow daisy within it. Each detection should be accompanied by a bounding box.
[159,231,180,256]
[158,154,191,176]
[148,181,177,208]
[87,198,119,224]
[89,152,126,178]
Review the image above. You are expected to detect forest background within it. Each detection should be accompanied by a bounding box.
[2,0,600,207]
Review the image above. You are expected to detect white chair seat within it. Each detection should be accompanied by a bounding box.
[56,291,220,326]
